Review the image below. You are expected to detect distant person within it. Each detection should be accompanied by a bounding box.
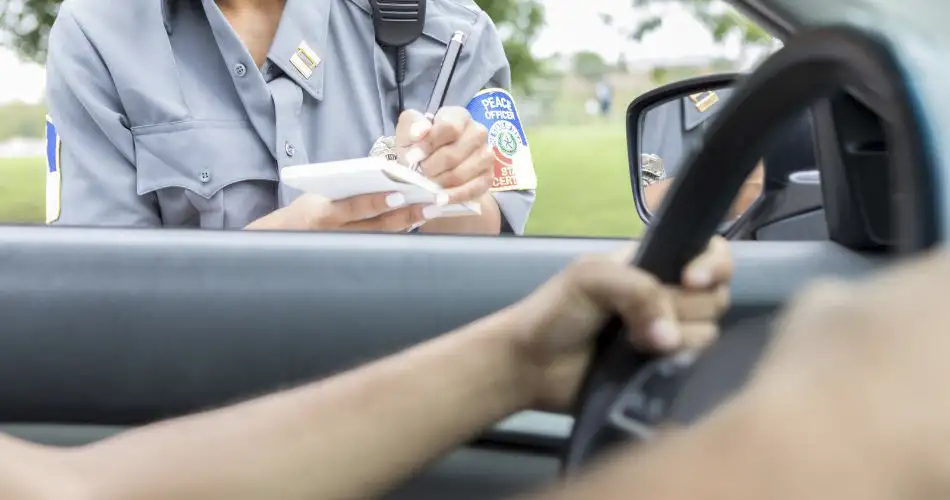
[596,78,614,117]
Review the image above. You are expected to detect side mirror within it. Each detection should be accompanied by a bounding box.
[628,74,756,227]
[627,74,825,240]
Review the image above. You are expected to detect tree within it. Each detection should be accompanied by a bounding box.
[602,0,774,62]
[0,0,545,89]
[0,0,58,63]
[0,100,46,139]
[571,51,609,82]
[475,0,545,91]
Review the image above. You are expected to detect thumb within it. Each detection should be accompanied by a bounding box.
[568,258,682,352]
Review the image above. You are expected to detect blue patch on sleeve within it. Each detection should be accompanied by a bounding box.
[45,115,62,224]
[45,116,60,174]
[465,89,538,192]
[466,89,529,146]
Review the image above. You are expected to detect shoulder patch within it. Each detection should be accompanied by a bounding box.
[45,115,62,224]
[466,88,537,192]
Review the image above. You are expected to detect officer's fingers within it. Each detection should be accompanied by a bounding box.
[681,236,732,289]
[394,109,431,147]
[424,107,471,150]
[397,109,436,168]
[431,144,493,189]
[342,205,427,232]
[424,123,489,181]
[330,192,410,225]
[404,108,473,167]
[441,167,493,205]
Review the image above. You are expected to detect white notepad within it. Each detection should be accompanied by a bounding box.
[280,157,481,218]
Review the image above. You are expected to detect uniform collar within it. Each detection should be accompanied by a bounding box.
[163,0,331,101]
[265,0,332,101]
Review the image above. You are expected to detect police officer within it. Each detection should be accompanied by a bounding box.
[640,87,735,184]
[639,87,762,218]
[44,0,538,235]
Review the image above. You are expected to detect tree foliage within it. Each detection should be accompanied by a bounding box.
[0,0,57,63]
[602,0,772,49]
[475,0,545,90]
[571,51,608,82]
[0,100,45,139]
[0,0,545,89]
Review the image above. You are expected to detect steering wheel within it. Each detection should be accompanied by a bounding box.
[562,25,937,472]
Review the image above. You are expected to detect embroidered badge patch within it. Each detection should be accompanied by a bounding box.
[466,89,538,192]
[45,115,61,224]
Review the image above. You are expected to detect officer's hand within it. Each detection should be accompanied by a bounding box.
[248,192,428,232]
[729,249,950,489]
[506,237,731,412]
[396,108,494,204]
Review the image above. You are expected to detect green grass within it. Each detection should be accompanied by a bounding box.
[0,156,44,224]
[525,123,642,238]
[0,125,644,238]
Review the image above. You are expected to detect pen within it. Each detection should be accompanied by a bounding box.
[424,31,467,120]
[403,31,466,233]
[406,31,467,172]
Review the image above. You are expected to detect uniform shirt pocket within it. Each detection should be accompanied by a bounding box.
[132,121,279,229]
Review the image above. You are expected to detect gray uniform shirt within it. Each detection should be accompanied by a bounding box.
[45,0,536,233]
[640,87,735,180]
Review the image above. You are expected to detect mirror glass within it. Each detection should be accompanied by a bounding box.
[636,85,764,223]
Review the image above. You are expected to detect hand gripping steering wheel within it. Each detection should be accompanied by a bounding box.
[562,25,937,472]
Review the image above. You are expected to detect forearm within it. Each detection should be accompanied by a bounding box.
[526,395,907,500]
[63,310,532,500]
[420,193,502,235]
[729,180,764,220]
[643,178,674,212]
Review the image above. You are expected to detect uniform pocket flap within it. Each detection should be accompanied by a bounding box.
[132,121,277,199]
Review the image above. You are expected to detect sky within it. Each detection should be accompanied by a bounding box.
[0,0,743,104]
[533,0,743,64]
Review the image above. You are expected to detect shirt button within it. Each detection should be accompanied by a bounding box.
[284,142,296,158]
[233,63,247,77]
[199,170,211,183]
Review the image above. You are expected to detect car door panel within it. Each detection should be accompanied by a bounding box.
[755,209,829,240]
[0,227,878,499]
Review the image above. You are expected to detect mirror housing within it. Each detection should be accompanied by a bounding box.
[627,73,744,225]
[627,73,824,239]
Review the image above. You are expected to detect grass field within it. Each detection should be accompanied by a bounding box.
[0,123,644,238]
[0,155,44,225]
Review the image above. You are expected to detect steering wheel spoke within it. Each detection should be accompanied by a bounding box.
[606,350,699,440]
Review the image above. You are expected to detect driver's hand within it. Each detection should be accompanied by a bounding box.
[509,236,732,412]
